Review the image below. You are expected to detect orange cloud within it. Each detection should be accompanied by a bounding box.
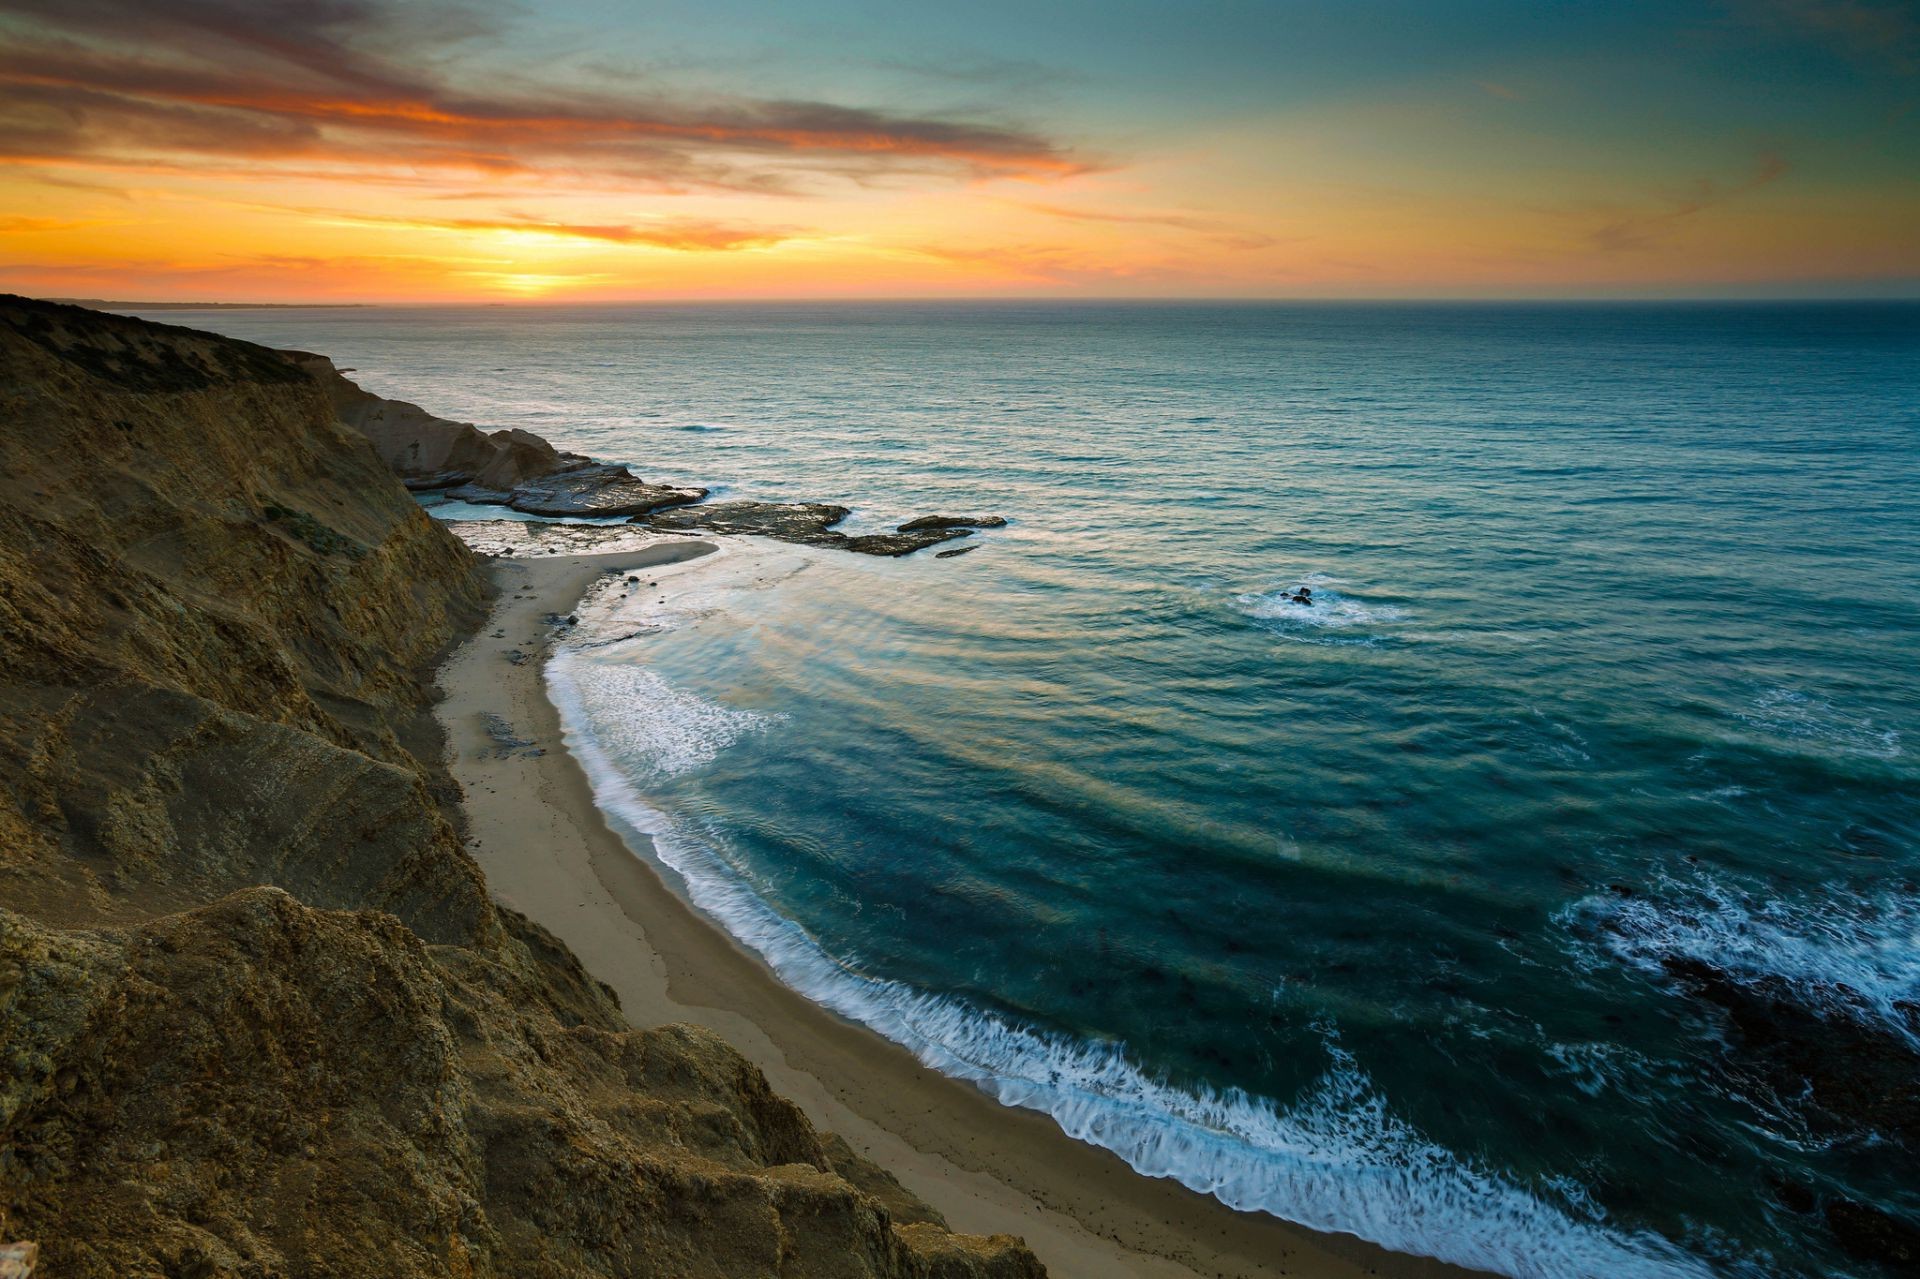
[0,1,1088,192]
[1579,153,1789,254]
[311,210,802,251]
[1012,201,1279,250]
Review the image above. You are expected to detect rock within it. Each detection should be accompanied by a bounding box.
[641,501,971,556]
[284,349,579,492]
[897,514,1007,532]
[842,528,972,557]
[642,499,851,542]
[499,462,706,518]
[1659,955,1920,1147]
[936,545,978,559]
[1826,1199,1920,1271]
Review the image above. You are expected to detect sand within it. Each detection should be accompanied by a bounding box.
[436,540,1483,1279]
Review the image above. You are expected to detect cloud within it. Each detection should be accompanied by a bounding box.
[1474,80,1523,100]
[0,0,1089,193]
[0,215,96,231]
[1581,152,1789,253]
[314,210,803,251]
[1012,201,1279,250]
[1732,0,1919,73]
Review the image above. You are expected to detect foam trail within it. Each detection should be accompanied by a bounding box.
[547,653,1721,1279]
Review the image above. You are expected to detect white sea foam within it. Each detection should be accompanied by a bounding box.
[1735,686,1902,761]
[1235,573,1409,643]
[1566,873,1920,1051]
[549,653,774,779]
[548,655,1720,1279]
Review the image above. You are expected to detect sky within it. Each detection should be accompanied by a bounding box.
[0,0,1915,301]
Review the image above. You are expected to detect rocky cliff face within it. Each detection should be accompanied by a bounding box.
[285,349,574,492]
[0,297,1042,1279]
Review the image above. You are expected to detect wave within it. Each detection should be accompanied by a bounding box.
[547,652,1718,1279]
[548,651,775,779]
[1564,873,1920,1052]
[1234,573,1409,644]
[1735,686,1902,761]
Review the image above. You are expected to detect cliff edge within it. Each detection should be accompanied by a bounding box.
[0,297,1043,1279]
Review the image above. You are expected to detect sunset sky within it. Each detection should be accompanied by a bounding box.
[1,0,1915,301]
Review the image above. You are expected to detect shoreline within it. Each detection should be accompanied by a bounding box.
[436,540,1483,1279]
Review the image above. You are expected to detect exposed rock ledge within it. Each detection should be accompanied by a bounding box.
[640,500,975,557]
[288,351,1005,555]
[0,295,1043,1278]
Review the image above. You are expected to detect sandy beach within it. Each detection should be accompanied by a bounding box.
[435,538,1481,1279]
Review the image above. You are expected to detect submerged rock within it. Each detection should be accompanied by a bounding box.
[1659,955,1920,1147]
[936,544,978,558]
[897,514,1007,532]
[842,528,973,557]
[1826,1198,1920,1271]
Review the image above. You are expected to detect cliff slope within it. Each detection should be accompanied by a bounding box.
[0,297,1042,1279]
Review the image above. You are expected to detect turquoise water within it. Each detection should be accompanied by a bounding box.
[158,303,1919,1278]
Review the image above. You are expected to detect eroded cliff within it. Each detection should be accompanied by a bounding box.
[0,297,1043,1279]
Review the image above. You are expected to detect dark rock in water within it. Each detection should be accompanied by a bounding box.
[842,528,972,557]
[1660,955,1920,1148]
[639,500,969,556]
[935,545,977,559]
[897,514,1008,532]
[1826,1199,1920,1271]
[502,463,707,518]
[642,499,851,542]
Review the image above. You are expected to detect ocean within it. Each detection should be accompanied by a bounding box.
[156,301,1920,1278]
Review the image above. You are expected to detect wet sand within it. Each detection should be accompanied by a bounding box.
[435,539,1483,1279]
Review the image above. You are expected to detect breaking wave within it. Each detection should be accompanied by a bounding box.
[549,657,1718,1279]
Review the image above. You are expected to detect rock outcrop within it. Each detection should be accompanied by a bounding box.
[288,352,1004,556]
[0,296,1043,1279]
[449,463,707,518]
[896,515,1007,533]
[287,350,576,493]
[639,500,974,557]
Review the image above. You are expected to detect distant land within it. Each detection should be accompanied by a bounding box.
[47,298,368,311]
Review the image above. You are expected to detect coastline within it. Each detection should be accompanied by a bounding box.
[435,539,1483,1279]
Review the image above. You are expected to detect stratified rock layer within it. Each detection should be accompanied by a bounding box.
[0,296,1044,1279]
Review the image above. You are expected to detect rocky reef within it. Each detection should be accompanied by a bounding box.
[450,464,708,519]
[288,351,1004,556]
[0,296,1043,1278]
[637,500,974,557]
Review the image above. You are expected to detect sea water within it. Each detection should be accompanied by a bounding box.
[160,301,1920,1278]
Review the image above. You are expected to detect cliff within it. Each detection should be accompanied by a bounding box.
[0,296,1043,1279]
[283,349,574,493]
